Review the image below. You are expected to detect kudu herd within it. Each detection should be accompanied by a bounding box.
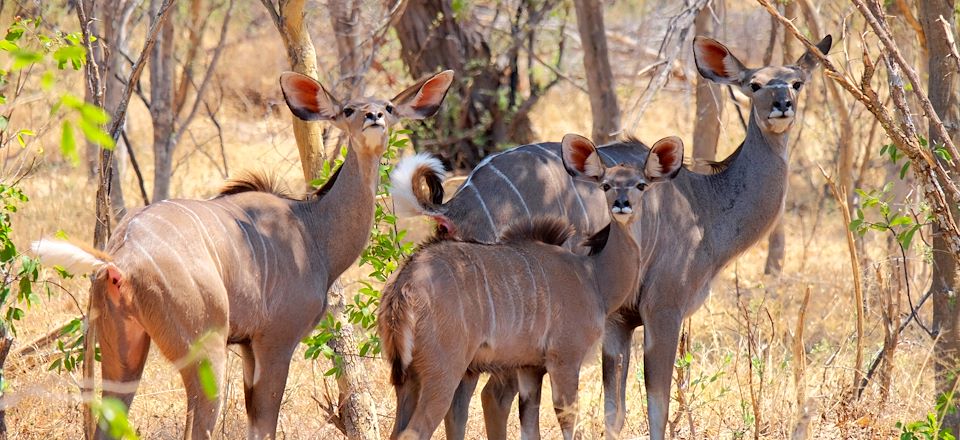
[392,35,831,439]
[28,28,832,440]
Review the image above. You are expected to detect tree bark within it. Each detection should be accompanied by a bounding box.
[149,0,176,202]
[270,0,327,183]
[692,3,722,168]
[573,0,621,143]
[392,1,540,170]
[920,0,960,430]
[326,283,380,440]
[329,0,363,97]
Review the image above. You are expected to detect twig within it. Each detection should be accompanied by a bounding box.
[120,129,150,206]
[818,165,865,398]
[858,288,934,398]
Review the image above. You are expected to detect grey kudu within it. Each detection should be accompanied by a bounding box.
[380,134,684,440]
[32,70,453,439]
[392,35,831,439]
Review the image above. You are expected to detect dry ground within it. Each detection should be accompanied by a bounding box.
[2,17,942,440]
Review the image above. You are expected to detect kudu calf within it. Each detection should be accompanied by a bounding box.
[32,70,453,439]
[379,134,684,440]
[393,35,831,439]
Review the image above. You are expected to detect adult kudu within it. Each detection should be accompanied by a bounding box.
[381,134,684,440]
[33,69,453,439]
[392,34,831,439]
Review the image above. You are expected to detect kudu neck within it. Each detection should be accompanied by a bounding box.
[593,219,642,315]
[748,107,791,160]
[299,139,383,282]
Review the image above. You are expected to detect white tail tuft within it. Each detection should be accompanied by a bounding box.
[390,153,446,218]
[31,239,108,274]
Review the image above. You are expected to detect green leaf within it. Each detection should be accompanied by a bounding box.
[61,120,78,165]
[197,358,219,400]
[16,129,34,147]
[77,118,115,149]
[10,49,42,70]
[890,215,913,227]
[95,397,139,439]
[899,162,910,180]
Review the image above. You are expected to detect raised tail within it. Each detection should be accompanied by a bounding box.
[378,280,416,386]
[390,153,446,218]
[31,239,111,274]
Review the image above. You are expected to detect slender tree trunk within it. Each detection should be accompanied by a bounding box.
[149,1,176,202]
[692,3,722,167]
[573,0,621,143]
[272,0,326,183]
[329,0,363,96]
[920,1,960,431]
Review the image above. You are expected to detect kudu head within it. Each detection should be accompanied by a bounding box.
[561,134,684,224]
[693,35,832,135]
[279,70,454,157]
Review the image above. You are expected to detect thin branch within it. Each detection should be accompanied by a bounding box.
[121,129,150,206]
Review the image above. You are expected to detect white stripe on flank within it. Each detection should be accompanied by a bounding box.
[474,258,497,338]
[164,201,225,275]
[469,184,498,236]
[128,239,172,292]
[132,223,193,291]
[536,144,593,230]
[596,148,615,163]
[516,250,540,334]
[487,164,531,219]
[194,202,244,276]
[221,200,269,293]
[516,150,568,217]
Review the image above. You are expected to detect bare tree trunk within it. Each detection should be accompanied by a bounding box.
[392,0,545,170]
[920,1,960,431]
[149,0,176,202]
[266,0,327,183]
[322,4,380,439]
[573,0,621,143]
[692,3,722,167]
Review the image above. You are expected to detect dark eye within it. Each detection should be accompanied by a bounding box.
[792,81,804,90]
[342,107,355,117]
[601,183,611,191]
[386,104,395,114]
[636,183,647,191]
[750,83,762,92]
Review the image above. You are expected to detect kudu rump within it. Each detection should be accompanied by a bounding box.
[380,134,684,440]
[33,70,453,439]
[393,35,831,439]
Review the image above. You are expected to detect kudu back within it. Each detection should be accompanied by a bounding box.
[392,34,831,439]
[380,134,683,440]
[32,70,453,439]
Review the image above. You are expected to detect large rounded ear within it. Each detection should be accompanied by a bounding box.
[693,36,748,85]
[279,72,340,121]
[561,133,604,179]
[795,34,833,75]
[392,70,455,120]
[645,136,684,182]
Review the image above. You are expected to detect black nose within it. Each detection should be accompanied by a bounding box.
[613,199,630,209]
[366,111,384,120]
[773,99,793,111]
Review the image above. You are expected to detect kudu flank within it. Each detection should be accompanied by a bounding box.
[392,35,831,439]
[380,134,684,440]
[33,70,453,439]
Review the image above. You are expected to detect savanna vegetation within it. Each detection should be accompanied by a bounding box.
[0,0,958,438]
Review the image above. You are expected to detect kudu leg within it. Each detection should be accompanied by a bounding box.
[602,318,635,438]
[179,347,227,440]
[443,371,479,440]
[244,342,296,439]
[642,314,682,440]
[547,364,581,440]
[401,368,464,440]
[391,375,421,439]
[517,367,545,440]
[480,371,518,440]
[95,307,151,440]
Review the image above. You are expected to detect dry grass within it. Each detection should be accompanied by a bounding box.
[1,8,942,440]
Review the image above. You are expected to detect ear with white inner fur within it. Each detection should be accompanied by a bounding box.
[561,133,604,180]
[392,70,455,120]
[693,36,748,86]
[279,72,340,121]
[645,136,684,181]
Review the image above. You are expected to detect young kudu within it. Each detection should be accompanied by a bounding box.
[32,70,453,439]
[380,134,684,440]
[393,35,831,439]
